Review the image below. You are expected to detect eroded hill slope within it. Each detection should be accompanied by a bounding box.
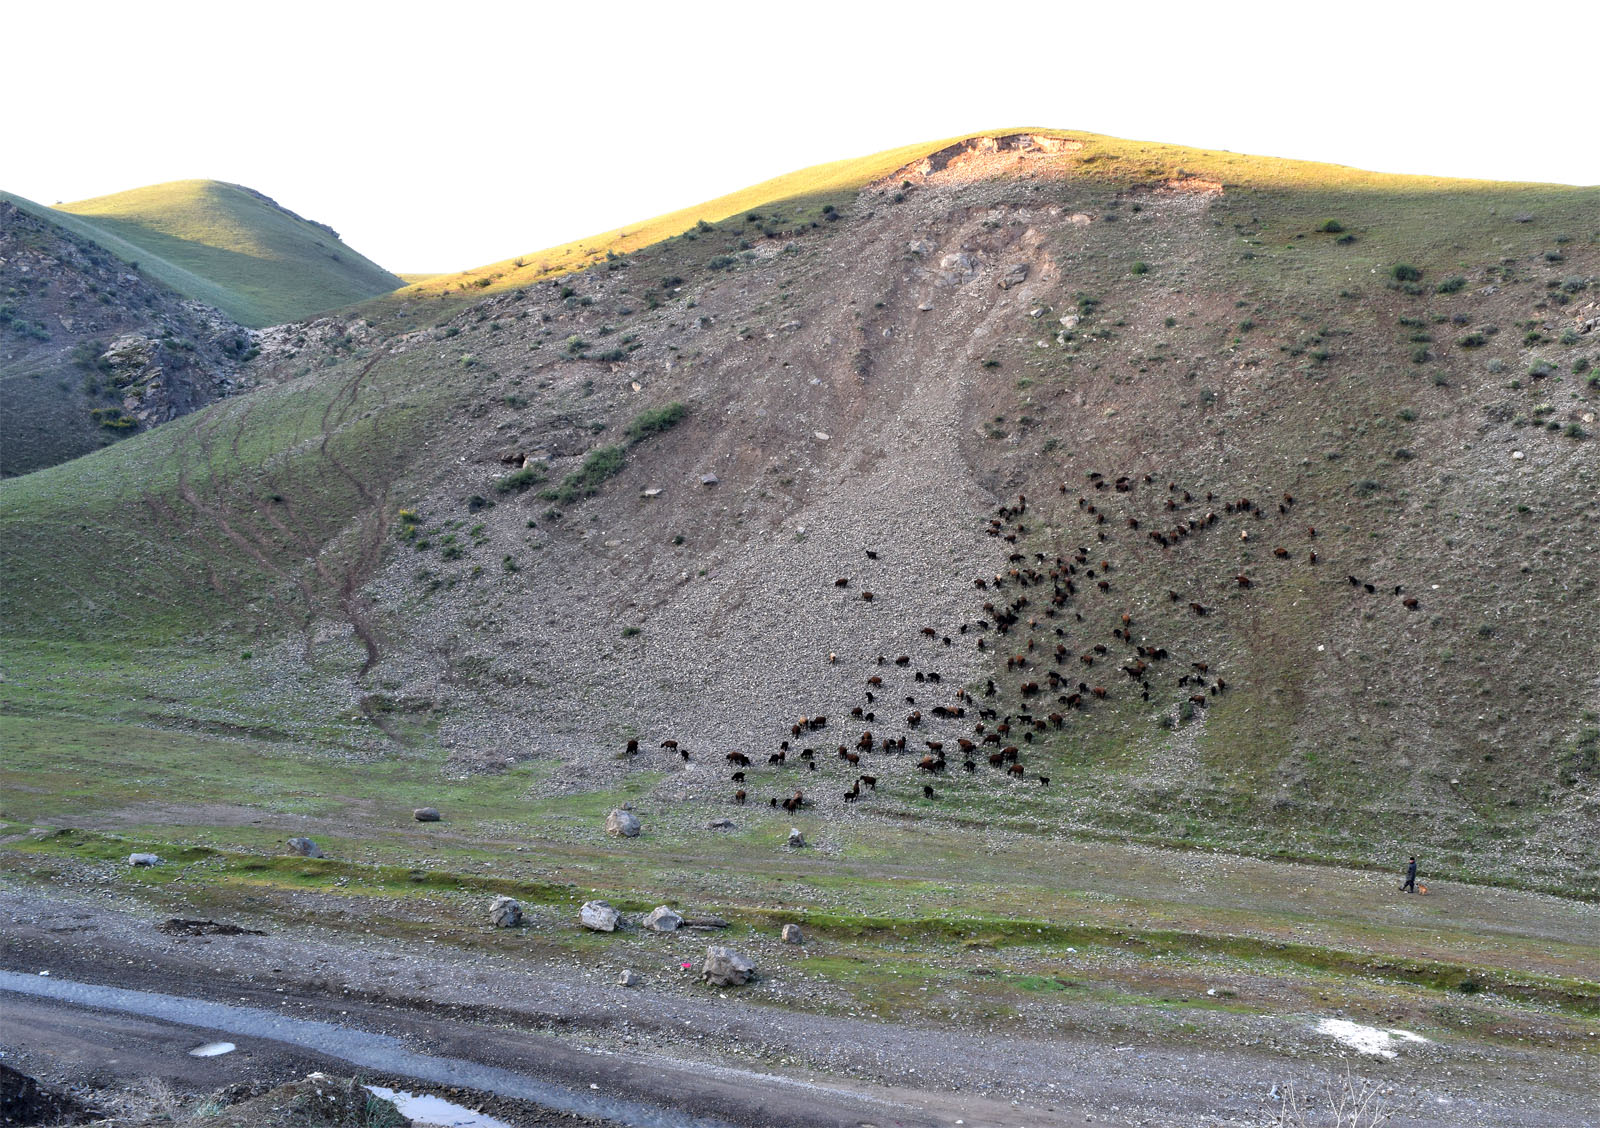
[4,133,1598,893]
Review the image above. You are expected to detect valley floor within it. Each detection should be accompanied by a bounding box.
[2,844,1595,1127]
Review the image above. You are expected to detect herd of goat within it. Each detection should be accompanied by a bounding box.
[621,471,1419,813]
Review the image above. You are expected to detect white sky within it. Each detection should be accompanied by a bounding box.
[5,0,1596,273]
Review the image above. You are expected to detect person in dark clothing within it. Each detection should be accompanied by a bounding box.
[1401,856,1418,893]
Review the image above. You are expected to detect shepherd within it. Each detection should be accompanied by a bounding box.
[1401,855,1418,894]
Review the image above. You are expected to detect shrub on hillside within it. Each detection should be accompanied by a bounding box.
[1316,219,1344,233]
[1390,264,1423,282]
[625,402,687,443]
[540,445,628,504]
[494,464,546,494]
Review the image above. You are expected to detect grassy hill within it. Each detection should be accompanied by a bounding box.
[38,180,403,326]
[4,130,1598,902]
[378,132,1005,305]
[382,127,1595,310]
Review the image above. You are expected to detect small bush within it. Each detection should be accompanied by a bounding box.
[1391,264,1423,282]
[71,339,112,373]
[494,464,546,494]
[1456,333,1488,348]
[540,445,628,504]
[1316,219,1344,233]
[1131,261,1149,275]
[1436,276,1467,294]
[90,407,136,430]
[621,626,641,638]
[626,402,687,443]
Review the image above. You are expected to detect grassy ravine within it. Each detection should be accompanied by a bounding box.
[14,181,403,326]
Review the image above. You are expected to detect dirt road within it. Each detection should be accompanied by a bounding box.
[4,885,1595,1127]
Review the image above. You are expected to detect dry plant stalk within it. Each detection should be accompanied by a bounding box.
[1266,1066,1393,1128]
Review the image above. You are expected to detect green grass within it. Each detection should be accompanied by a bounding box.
[0,337,448,642]
[18,180,402,326]
[540,445,627,504]
[624,401,688,442]
[536,403,689,504]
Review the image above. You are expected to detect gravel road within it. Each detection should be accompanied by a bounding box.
[4,885,1594,1127]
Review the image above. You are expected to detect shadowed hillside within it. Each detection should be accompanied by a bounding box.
[0,200,256,476]
[3,131,1598,898]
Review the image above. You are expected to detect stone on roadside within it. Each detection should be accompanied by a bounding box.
[643,906,683,932]
[285,837,323,858]
[489,895,522,928]
[581,900,621,932]
[787,827,806,849]
[683,915,729,930]
[618,969,638,987]
[413,807,441,822]
[781,923,804,944]
[702,945,756,987]
[705,818,736,830]
[606,808,641,838]
[127,853,161,867]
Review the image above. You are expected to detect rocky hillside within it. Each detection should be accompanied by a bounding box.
[0,200,256,477]
[3,131,1597,894]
